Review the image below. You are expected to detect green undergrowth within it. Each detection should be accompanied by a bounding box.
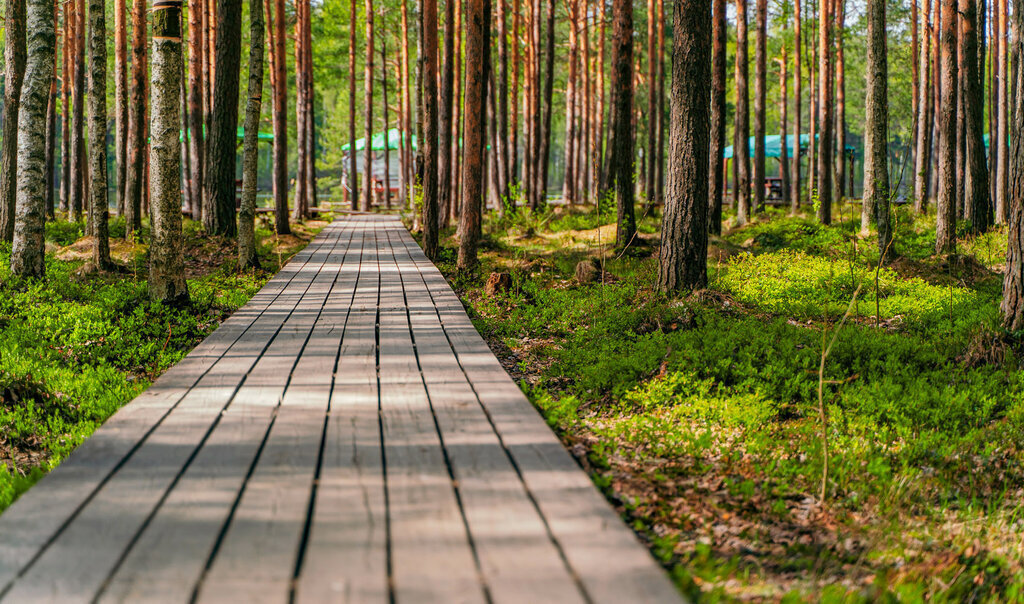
[439,206,1024,601]
[0,217,325,512]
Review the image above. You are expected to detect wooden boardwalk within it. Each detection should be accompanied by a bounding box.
[0,216,682,603]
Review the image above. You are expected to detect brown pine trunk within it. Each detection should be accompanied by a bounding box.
[349,0,358,210]
[457,0,488,269]
[734,0,750,224]
[936,0,958,253]
[807,5,816,209]
[380,25,390,210]
[450,0,463,223]
[363,0,374,212]
[956,13,966,220]
[915,0,933,213]
[0,0,26,242]
[522,0,533,207]
[835,0,846,204]
[496,0,510,207]
[864,0,891,250]
[123,0,145,235]
[912,0,919,177]
[420,0,439,258]
[657,0,710,293]
[272,0,289,232]
[606,0,634,247]
[293,0,308,221]
[963,0,991,231]
[595,0,606,189]
[644,0,656,203]
[562,0,579,205]
[1003,0,1024,329]
[654,0,665,205]
[779,52,790,204]
[816,0,833,224]
[709,0,726,233]
[753,0,766,214]
[305,7,316,216]
[536,0,554,206]
[996,0,1008,222]
[399,0,410,209]
[204,0,242,237]
[60,1,70,214]
[439,0,456,221]
[114,0,127,216]
[187,0,203,220]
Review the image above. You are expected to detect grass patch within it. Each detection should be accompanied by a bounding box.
[0,216,328,512]
[438,206,1024,601]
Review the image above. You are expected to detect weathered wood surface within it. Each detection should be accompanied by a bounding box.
[0,215,682,603]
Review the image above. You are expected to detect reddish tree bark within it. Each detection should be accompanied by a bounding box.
[936,0,958,253]
[709,0,726,233]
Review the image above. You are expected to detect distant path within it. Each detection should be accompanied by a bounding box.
[0,215,682,603]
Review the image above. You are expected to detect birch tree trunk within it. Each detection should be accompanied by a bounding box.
[1,0,27,242]
[239,0,264,269]
[87,0,110,268]
[658,0,710,293]
[44,5,56,219]
[149,0,188,303]
[9,0,51,276]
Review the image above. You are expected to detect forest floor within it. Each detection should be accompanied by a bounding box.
[0,215,328,511]
[431,202,1024,602]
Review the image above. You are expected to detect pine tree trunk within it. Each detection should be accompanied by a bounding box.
[835,0,846,205]
[458,0,487,269]
[272,0,289,232]
[363,0,374,211]
[709,0,726,233]
[87,0,110,267]
[644,0,656,204]
[380,27,390,210]
[912,0,919,180]
[60,2,70,214]
[420,0,440,258]
[864,0,891,252]
[734,0,750,224]
[123,0,145,235]
[536,0,554,206]
[239,0,264,269]
[816,0,832,224]
[791,0,801,213]
[915,0,933,213]
[1001,0,1024,329]
[293,0,307,221]
[305,8,316,215]
[956,16,966,220]
[9,0,51,275]
[996,0,1009,223]
[936,0,958,253]
[562,0,578,205]
[450,0,463,223]
[595,0,606,189]
[753,0,766,215]
[399,0,410,210]
[114,0,127,216]
[187,0,203,220]
[779,51,790,204]
[44,5,56,219]
[606,0,634,247]
[658,0,710,293]
[149,0,188,303]
[1,0,27,242]
[654,0,665,205]
[496,0,510,207]
[439,0,456,221]
[349,0,358,210]
[204,0,242,237]
[963,0,991,231]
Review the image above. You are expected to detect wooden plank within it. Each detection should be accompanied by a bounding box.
[293,225,388,603]
[0,224,350,603]
[391,222,684,603]
[0,224,346,596]
[192,224,367,603]
[96,222,361,603]
[388,227,586,604]
[374,221,488,604]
